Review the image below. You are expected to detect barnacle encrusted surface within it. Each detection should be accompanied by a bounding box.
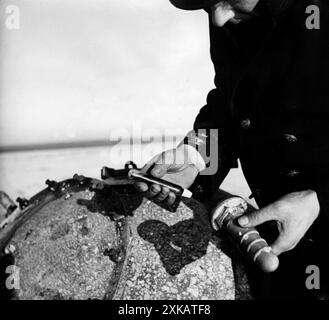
[8,190,118,300]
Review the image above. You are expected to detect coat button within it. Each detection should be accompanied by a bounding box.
[240,118,251,129]
[284,134,298,143]
[286,170,300,178]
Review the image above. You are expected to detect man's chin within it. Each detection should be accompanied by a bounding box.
[212,11,254,27]
[229,17,243,24]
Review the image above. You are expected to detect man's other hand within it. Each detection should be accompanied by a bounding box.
[237,190,320,255]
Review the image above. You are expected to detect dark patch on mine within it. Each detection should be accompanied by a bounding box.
[103,247,125,263]
[50,222,70,241]
[24,229,33,240]
[77,186,132,219]
[138,219,211,276]
[106,185,144,216]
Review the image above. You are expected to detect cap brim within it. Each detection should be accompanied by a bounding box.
[169,0,218,11]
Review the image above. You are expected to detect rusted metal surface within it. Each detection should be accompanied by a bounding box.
[0,176,252,300]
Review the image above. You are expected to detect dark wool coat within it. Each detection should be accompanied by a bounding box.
[191,0,329,237]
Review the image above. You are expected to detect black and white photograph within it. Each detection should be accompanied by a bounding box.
[0,0,328,304]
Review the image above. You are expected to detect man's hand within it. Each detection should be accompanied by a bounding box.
[135,147,201,205]
[238,190,320,255]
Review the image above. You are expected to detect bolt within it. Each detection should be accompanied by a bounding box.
[16,197,30,210]
[45,180,59,191]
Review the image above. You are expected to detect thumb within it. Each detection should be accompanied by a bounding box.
[271,232,293,256]
[238,205,278,228]
[150,163,172,178]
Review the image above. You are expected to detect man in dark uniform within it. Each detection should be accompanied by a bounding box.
[136,0,329,299]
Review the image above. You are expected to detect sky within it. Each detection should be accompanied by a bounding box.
[0,0,214,148]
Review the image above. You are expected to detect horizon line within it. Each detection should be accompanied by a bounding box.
[0,135,184,153]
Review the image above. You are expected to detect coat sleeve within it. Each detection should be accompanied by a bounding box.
[189,87,238,169]
[178,87,239,199]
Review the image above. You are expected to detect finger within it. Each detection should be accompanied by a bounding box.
[147,184,161,197]
[156,187,170,202]
[238,205,278,228]
[166,192,176,206]
[134,182,148,192]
